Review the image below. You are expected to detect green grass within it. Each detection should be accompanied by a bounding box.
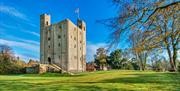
[0,70,180,91]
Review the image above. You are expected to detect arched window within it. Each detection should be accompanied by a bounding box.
[48,57,51,64]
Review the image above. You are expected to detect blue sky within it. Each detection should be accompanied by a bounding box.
[0,0,179,62]
[0,0,122,62]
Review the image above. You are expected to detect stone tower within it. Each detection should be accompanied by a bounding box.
[40,14,51,64]
[40,14,86,72]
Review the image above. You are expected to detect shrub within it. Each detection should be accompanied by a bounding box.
[0,57,26,74]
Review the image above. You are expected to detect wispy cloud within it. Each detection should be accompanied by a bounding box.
[0,39,39,53]
[86,42,107,62]
[25,31,40,37]
[0,4,38,28]
[0,33,39,45]
[178,50,180,61]
[0,23,17,29]
[0,23,39,37]
[15,53,39,62]
[0,32,40,61]
[14,37,40,45]
[0,4,27,20]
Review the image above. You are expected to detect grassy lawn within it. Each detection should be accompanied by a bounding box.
[0,70,180,91]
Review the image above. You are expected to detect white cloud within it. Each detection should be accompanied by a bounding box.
[86,42,107,62]
[0,34,40,45]
[15,53,39,62]
[0,39,40,62]
[0,5,27,20]
[25,31,40,37]
[0,4,38,28]
[15,37,40,46]
[178,50,180,61]
[0,23,17,29]
[0,23,39,37]
[0,39,39,53]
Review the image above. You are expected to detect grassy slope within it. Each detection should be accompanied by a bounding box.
[0,70,180,91]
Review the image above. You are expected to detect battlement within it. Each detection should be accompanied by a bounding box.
[40,14,86,73]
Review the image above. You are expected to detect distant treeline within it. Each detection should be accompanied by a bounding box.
[87,48,180,72]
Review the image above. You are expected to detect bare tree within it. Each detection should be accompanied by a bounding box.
[154,9,180,71]
[0,45,14,59]
[129,30,152,70]
[100,0,180,71]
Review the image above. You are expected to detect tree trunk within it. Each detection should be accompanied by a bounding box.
[136,53,142,71]
[138,54,144,71]
[172,44,178,71]
[167,46,176,71]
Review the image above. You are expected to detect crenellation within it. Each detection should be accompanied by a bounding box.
[40,14,86,72]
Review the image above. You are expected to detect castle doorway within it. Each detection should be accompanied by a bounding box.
[48,57,51,64]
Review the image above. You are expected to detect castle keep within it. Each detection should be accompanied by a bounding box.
[40,14,86,72]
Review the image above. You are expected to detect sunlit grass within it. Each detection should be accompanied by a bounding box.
[0,70,179,91]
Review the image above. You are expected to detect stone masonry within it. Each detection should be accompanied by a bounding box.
[40,14,86,72]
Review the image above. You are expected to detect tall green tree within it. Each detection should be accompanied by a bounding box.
[94,48,108,70]
[108,49,122,69]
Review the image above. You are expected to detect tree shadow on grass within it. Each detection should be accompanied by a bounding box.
[0,72,179,91]
[33,72,179,84]
[101,72,180,91]
[102,72,180,84]
[0,80,127,91]
[73,85,130,91]
[10,73,87,77]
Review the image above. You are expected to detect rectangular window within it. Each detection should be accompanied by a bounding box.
[74,45,76,48]
[74,56,77,59]
[59,25,62,29]
[58,35,61,39]
[81,56,83,61]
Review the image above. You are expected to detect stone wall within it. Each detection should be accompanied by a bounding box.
[26,64,61,74]
[40,14,86,73]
